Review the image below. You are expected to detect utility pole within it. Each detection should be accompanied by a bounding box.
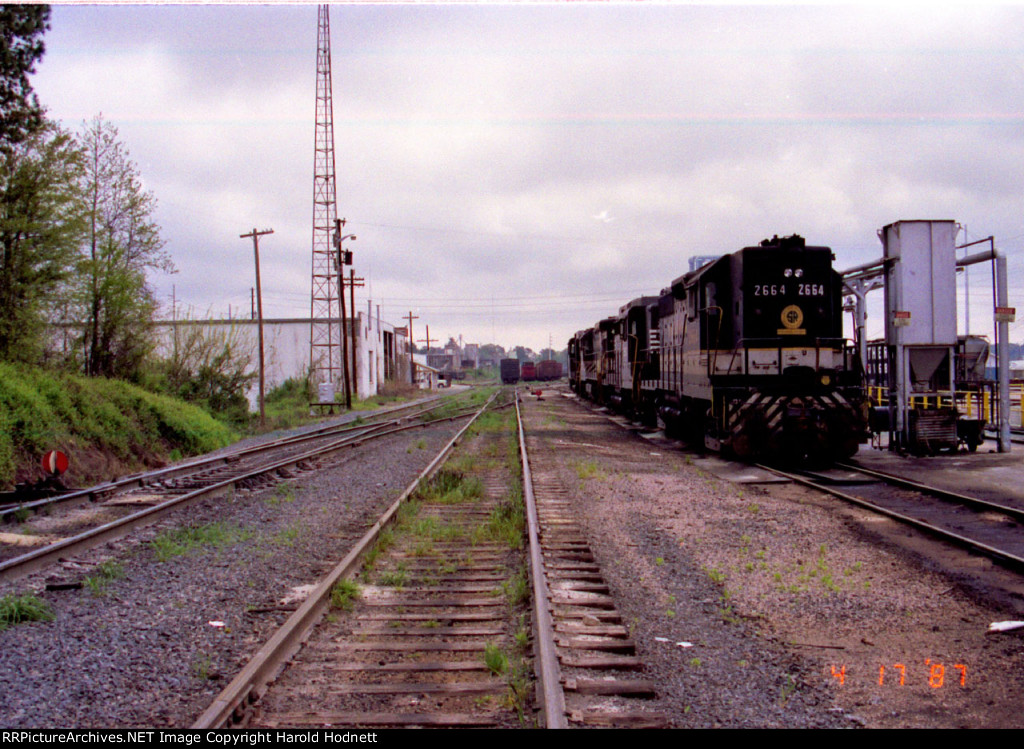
[333,218,356,409]
[419,325,437,385]
[348,268,365,397]
[172,285,178,362]
[241,227,273,425]
[405,311,419,384]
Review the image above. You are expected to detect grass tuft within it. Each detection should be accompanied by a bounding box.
[330,579,360,611]
[484,642,508,675]
[83,560,124,597]
[0,593,54,630]
[150,522,252,562]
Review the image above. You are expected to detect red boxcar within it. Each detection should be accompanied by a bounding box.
[536,360,562,381]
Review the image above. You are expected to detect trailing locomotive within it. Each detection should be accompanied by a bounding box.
[568,235,869,463]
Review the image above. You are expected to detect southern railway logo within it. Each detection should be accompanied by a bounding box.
[778,304,806,335]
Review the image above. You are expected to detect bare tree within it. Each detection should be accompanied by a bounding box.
[75,115,173,378]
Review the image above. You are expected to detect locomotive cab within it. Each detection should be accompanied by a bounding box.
[717,235,866,462]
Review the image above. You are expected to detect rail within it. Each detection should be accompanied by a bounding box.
[0,394,448,519]
[193,390,500,729]
[516,389,567,729]
[757,462,1024,571]
[0,397,484,582]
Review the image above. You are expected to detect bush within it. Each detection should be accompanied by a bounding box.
[0,363,237,488]
[147,320,257,426]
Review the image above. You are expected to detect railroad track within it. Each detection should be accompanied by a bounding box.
[0,395,448,522]
[566,385,1024,578]
[519,392,668,728]
[0,392,484,581]
[759,461,1024,570]
[196,388,666,729]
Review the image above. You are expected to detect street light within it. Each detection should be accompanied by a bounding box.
[334,235,356,267]
[333,223,357,268]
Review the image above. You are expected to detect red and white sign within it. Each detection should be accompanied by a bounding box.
[41,450,69,476]
[995,306,1016,323]
[892,310,911,327]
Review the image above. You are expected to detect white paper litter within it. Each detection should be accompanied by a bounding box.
[988,620,1024,633]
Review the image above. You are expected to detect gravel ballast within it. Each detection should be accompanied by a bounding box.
[520,389,1024,729]
[0,417,466,728]
[6,386,1024,730]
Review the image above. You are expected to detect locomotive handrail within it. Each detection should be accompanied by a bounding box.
[729,336,852,377]
[736,336,849,347]
[703,305,724,377]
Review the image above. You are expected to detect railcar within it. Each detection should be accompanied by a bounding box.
[571,235,869,463]
[500,358,520,384]
[521,362,538,381]
[536,359,563,381]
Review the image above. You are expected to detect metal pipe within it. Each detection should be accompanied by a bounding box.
[840,256,887,278]
[952,238,1010,453]
[996,252,1011,453]
[957,249,996,267]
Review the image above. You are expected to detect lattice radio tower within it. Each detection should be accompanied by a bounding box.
[309,4,341,387]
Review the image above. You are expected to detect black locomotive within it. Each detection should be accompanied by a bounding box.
[568,235,869,463]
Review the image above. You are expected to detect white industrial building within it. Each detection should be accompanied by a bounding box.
[152,311,411,410]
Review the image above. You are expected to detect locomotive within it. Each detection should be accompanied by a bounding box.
[568,235,869,463]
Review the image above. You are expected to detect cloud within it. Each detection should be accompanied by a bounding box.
[29,3,1024,351]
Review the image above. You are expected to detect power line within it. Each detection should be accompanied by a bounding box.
[347,219,625,246]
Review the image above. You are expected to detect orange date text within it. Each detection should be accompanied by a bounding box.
[829,661,967,688]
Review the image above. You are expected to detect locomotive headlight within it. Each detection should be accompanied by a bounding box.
[784,269,793,277]
[795,268,804,278]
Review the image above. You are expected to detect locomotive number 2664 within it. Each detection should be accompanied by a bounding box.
[753,283,825,297]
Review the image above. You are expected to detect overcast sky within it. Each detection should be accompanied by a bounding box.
[31,2,1024,352]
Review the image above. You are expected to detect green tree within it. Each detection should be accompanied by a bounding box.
[76,115,173,379]
[0,123,85,363]
[478,343,506,361]
[514,345,537,363]
[0,5,50,150]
